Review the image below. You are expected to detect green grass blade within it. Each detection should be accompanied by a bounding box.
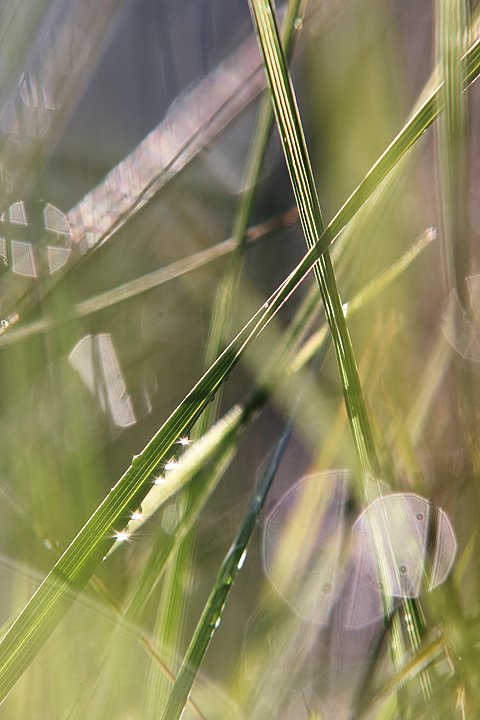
[65,439,241,720]
[160,427,292,720]
[204,0,306,369]
[0,301,285,702]
[123,225,432,553]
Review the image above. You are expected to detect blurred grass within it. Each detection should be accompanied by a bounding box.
[0,1,480,718]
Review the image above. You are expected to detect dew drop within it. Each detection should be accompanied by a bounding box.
[214,617,221,629]
[115,530,129,543]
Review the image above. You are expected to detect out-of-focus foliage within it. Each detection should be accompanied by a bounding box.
[0,1,480,718]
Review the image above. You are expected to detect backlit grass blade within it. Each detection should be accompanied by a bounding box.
[115,226,433,554]
[0,294,293,702]
[105,405,245,558]
[160,427,292,720]
[65,437,241,720]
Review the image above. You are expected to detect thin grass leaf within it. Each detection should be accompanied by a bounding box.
[64,411,244,720]
[160,427,292,720]
[246,12,410,684]
[126,268,389,607]
[357,631,446,719]
[0,305,278,701]
[204,0,306,368]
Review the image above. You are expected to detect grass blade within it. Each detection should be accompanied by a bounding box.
[160,427,292,720]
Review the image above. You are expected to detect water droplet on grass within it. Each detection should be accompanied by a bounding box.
[114,530,129,543]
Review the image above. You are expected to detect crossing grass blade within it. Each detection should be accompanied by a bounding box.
[246,0,448,713]
[108,225,434,554]
[153,2,306,705]
[1,13,480,706]
[160,427,292,720]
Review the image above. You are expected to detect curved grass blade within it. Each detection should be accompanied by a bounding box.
[65,437,241,720]
[0,288,296,702]
[105,226,432,554]
[160,427,292,720]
